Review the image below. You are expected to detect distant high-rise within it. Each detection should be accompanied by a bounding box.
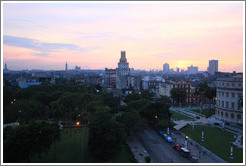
[187,65,198,74]
[65,62,68,71]
[4,63,8,72]
[5,63,8,70]
[208,60,218,75]
[176,67,180,73]
[163,63,169,73]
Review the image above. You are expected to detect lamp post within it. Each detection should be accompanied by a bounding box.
[200,102,203,115]
[230,142,233,159]
[167,127,170,136]
[192,118,195,130]
[185,135,188,149]
[81,124,85,163]
[201,126,204,142]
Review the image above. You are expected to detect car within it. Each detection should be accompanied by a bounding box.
[179,148,190,158]
[165,136,173,143]
[189,153,199,162]
[173,144,181,151]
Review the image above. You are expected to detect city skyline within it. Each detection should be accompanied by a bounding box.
[2,2,244,72]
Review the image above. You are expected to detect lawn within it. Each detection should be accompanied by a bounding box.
[170,111,193,120]
[180,125,243,163]
[191,108,215,118]
[30,128,136,163]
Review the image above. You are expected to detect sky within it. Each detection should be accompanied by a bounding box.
[2,2,244,72]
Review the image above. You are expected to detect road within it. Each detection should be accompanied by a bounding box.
[137,128,190,163]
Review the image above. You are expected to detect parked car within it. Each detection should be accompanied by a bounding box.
[189,153,199,162]
[179,148,190,158]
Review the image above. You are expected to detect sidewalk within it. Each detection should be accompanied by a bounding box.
[127,134,153,163]
[171,129,226,163]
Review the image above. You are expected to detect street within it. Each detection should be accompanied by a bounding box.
[136,128,190,163]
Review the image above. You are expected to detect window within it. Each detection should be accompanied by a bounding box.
[231,113,234,119]
[222,101,224,107]
[222,83,224,86]
[232,83,235,86]
[237,114,241,120]
[232,93,235,98]
[238,93,241,98]
[221,112,223,117]
[226,102,229,108]
[218,111,220,115]
[222,92,224,97]
[218,100,220,106]
[232,102,235,109]
[225,113,228,117]
[227,83,229,86]
[231,102,235,109]
[238,83,241,87]
[226,92,229,97]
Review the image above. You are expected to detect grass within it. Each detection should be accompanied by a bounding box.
[30,128,136,163]
[191,108,215,118]
[170,111,193,120]
[180,125,243,163]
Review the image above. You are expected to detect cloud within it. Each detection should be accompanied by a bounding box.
[34,53,49,57]
[3,35,81,52]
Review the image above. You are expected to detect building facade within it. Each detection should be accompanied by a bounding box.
[171,81,192,103]
[104,68,116,88]
[116,51,131,90]
[163,63,169,73]
[158,82,172,97]
[187,65,198,74]
[208,60,218,75]
[215,77,243,125]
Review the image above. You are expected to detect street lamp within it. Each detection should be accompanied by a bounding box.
[201,127,204,142]
[185,135,188,149]
[230,142,233,159]
[192,118,195,130]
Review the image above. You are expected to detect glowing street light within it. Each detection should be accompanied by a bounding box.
[76,122,80,126]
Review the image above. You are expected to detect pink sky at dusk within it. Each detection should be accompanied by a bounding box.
[2,2,244,72]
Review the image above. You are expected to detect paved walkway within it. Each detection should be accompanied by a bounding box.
[170,129,226,163]
[127,134,153,163]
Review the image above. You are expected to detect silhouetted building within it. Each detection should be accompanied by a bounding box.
[104,68,116,88]
[65,62,68,71]
[163,63,169,73]
[116,51,130,90]
[208,60,218,75]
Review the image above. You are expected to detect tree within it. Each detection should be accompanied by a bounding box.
[170,88,187,104]
[116,110,140,135]
[4,121,60,163]
[59,93,82,136]
[88,110,126,160]
[204,87,216,108]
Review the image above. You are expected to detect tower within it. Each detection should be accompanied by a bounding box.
[65,62,68,71]
[116,51,130,90]
[4,63,8,72]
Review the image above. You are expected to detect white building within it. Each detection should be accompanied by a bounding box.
[208,60,218,75]
[215,76,243,125]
